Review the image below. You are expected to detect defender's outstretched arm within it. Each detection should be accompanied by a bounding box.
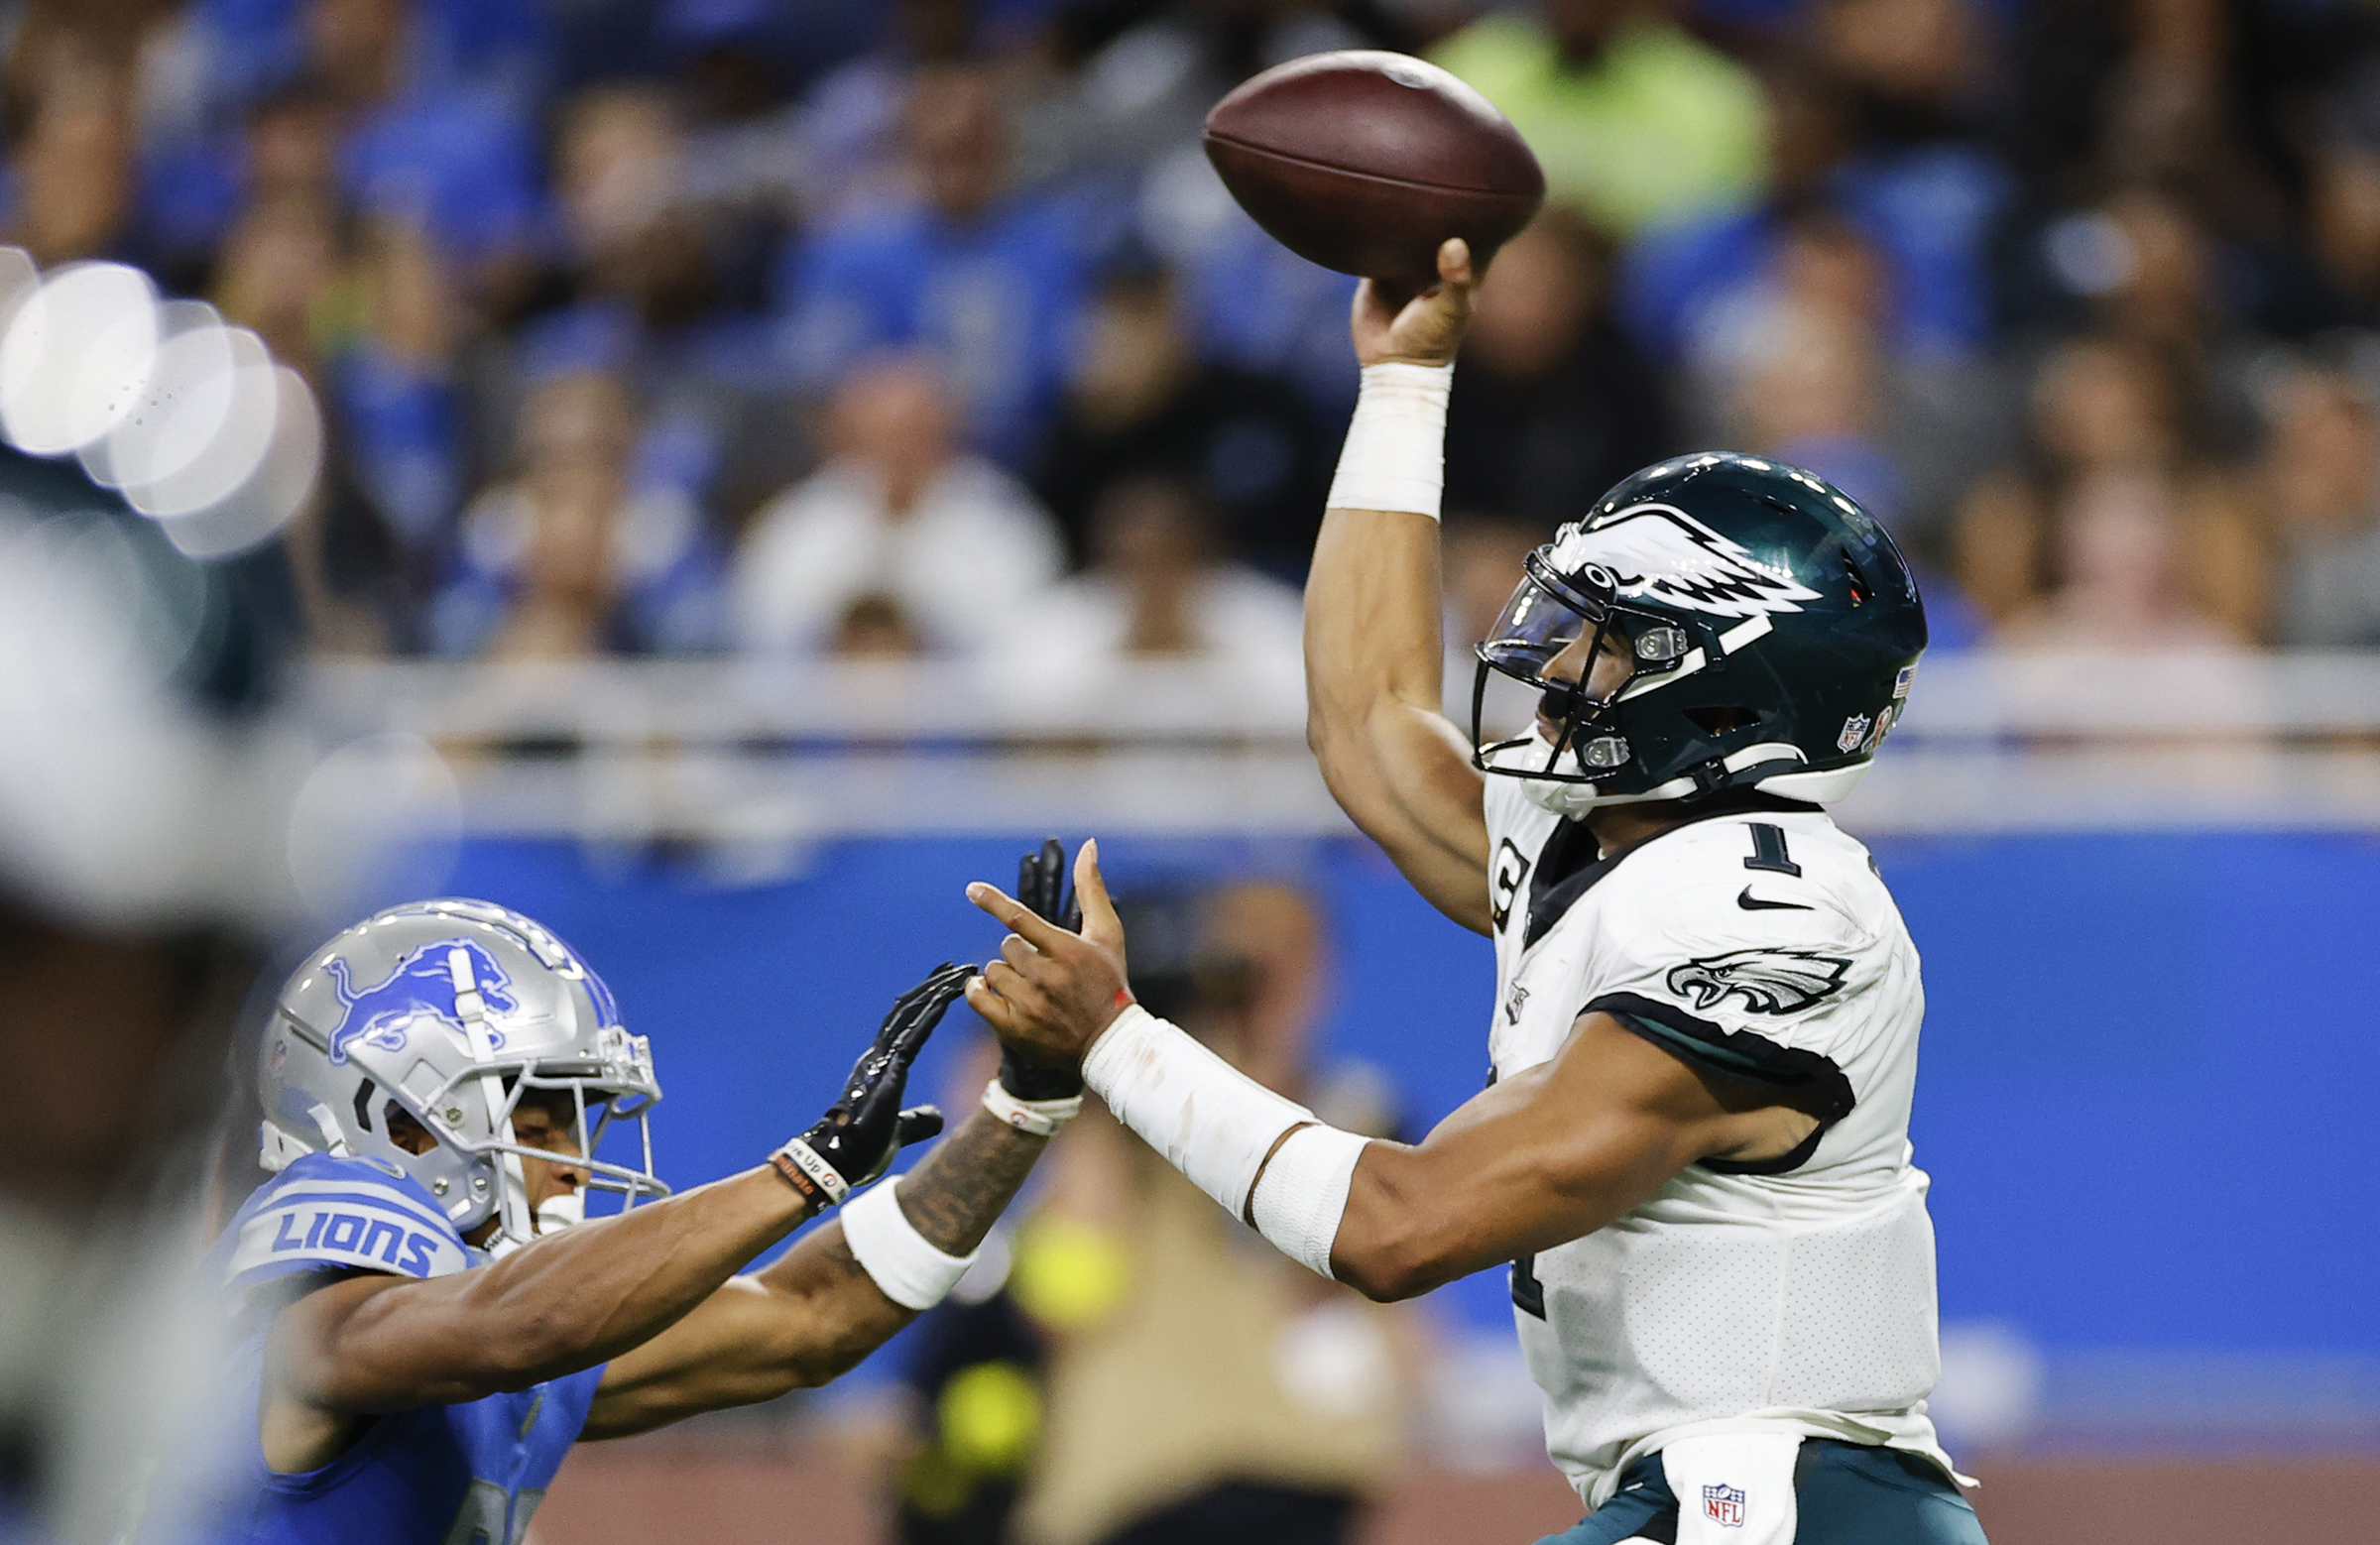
[264,967,993,1467]
[1306,239,1493,934]
[578,1109,1044,1438]
[266,1163,841,1441]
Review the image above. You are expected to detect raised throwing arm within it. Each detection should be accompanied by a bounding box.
[1305,238,1494,934]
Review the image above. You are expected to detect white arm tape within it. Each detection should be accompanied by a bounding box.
[841,1176,978,1311]
[1081,1004,1318,1220]
[1325,361,1453,520]
[1247,1123,1371,1280]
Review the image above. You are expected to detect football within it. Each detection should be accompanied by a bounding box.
[1203,51,1545,290]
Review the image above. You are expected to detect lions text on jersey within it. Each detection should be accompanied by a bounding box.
[1483,777,1960,1509]
[204,1154,601,1545]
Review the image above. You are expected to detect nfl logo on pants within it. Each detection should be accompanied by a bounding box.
[1702,1484,1746,1527]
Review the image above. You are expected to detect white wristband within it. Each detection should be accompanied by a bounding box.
[1081,1004,1318,1221]
[981,1078,1082,1137]
[841,1176,978,1311]
[1325,361,1453,520]
[1247,1124,1370,1280]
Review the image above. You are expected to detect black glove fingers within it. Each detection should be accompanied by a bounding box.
[850,964,967,1129]
[1044,838,1083,933]
[1041,838,1068,918]
[894,1105,944,1147]
[890,954,969,1019]
[878,975,938,1036]
[1021,840,1081,932]
[870,962,967,1067]
[1021,837,1073,928]
[1019,848,1045,921]
[891,967,969,1060]
[802,964,988,1195]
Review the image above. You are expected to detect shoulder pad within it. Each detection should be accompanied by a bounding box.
[1598,824,1870,981]
[218,1152,472,1297]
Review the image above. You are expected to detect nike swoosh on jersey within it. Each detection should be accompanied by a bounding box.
[1736,887,1813,911]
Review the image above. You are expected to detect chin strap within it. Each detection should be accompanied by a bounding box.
[449,946,534,1248]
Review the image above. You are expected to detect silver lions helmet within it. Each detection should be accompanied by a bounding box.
[259,898,667,1250]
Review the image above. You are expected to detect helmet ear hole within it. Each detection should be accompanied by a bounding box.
[352,1079,376,1134]
[384,1103,435,1156]
[1686,705,1759,735]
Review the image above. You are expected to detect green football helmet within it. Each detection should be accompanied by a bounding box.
[1471,452,1927,814]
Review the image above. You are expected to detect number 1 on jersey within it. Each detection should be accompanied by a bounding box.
[1743,822,1801,877]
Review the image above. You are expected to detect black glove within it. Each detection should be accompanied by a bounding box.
[774,962,970,1208]
[999,839,1089,1102]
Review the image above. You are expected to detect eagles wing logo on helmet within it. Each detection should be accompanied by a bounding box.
[323,939,520,1065]
[1554,504,1823,620]
[1665,948,1850,1015]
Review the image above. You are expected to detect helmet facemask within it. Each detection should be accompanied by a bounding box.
[271,1008,669,1254]
[1469,549,1801,815]
[399,1013,667,1254]
[1472,551,1701,814]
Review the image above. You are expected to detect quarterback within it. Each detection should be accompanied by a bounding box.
[966,240,1986,1544]
[194,889,1088,1545]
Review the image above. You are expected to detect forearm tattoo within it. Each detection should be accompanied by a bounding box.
[892,1111,1048,1254]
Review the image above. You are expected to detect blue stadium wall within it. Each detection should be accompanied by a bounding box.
[437,829,2380,1377]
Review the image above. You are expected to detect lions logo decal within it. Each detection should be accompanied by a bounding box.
[1666,948,1850,1015]
[324,939,520,1065]
[1548,504,1821,620]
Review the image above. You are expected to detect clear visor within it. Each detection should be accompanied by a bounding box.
[1476,565,1611,684]
[1475,555,1699,691]
[1468,554,1704,789]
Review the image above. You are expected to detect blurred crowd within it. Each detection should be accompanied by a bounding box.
[15,0,2380,660]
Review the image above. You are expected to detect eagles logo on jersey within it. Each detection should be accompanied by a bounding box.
[1666,948,1850,1015]
[1468,454,1926,818]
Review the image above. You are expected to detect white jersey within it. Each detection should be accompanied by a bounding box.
[1482,777,1958,1506]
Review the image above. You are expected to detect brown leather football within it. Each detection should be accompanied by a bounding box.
[1203,51,1545,289]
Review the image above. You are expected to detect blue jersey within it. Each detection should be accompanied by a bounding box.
[205,1155,603,1545]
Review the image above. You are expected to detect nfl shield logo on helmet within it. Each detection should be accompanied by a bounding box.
[1702,1484,1746,1527]
[1837,713,1871,753]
